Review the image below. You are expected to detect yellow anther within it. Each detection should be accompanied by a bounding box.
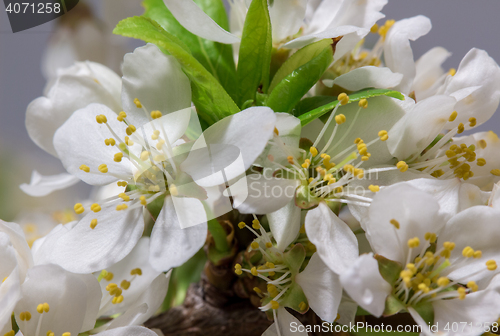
[98,164,108,173]
[343,164,355,174]
[117,111,127,122]
[437,277,450,287]
[448,111,458,122]
[448,68,456,76]
[118,193,131,202]
[140,195,147,206]
[96,114,107,124]
[131,268,143,276]
[338,93,349,105]
[287,156,294,164]
[266,242,273,248]
[462,246,475,258]
[478,139,487,149]
[238,222,246,229]
[473,250,482,259]
[370,23,379,34]
[457,123,465,134]
[469,117,477,127]
[424,232,437,243]
[151,110,163,119]
[335,186,343,193]
[335,114,347,124]
[126,125,137,136]
[418,283,429,293]
[467,281,478,292]
[273,127,279,136]
[378,130,388,141]
[251,241,260,250]
[104,272,114,282]
[91,203,101,213]
[397,161,409,172]
[267,284,279,297]
[310,147,318,157]
[124,136,134,146]
[251,267,258,276]
[457,287,466,300]
[270,300,280,310]
[79,164,90,173]
[477,158,486,167]
[114,152,123,162]
[298,301,307,311]
[491,169,500,176]
[121,280,131,290]
[133,98,142,108]
[140,151,150,161]
[106,283,118,291]
[252,219,261,230]
[22,311,31,321]
[90,219,98,230]
[354,168,364,178]
[37,304,44,314]
[486,260,497,271]
[47,332,54,336]
[445,150,456,158]
[116,204,128,211]
[253,287,262,294]
[358,98,368,109]
[4,331,15,336]
[156,139,165,151]
[390,219,400,229]
[407,237,420,248]
[112,295,124,304]
[62,332,71,336]
[74,203,84,214]
[301,159,311,169]
[443,242,456,251]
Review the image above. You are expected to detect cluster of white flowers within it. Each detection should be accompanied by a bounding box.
[3,0,500,335]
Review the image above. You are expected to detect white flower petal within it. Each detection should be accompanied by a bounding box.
[284,25,366,53]
[121,44,192,128]
[340,253,391,317]
[149,196,207,272]
[20,170,80,197]
[108,272,171,328]
[14,264,101,336]
[50,205,145,273]
[163,0,240,44]
[365,183,445,265]
[305,202,358,274]
[387,95,457,160]
[98,326,160,336]
[439,206,500,282]
[263,308,308,336]
[442,48,500,129]
[269,0,307,43]
[0,221,33,281]
[98,238,162,316]
[267,200,301,252]
[336,295,358,326]
[384,15,432,94]
[0,266,20,334]
[296,253,342,323]
[32,223,72,265]
[413,47,451,100]
[323,66,403,91]
[406,178,488,222]
[26,62,121,156]
[432,285,500,336]
[79,273,103,332]
[231,175,298,215]
[53,104,133,186]
[181,107,276,187]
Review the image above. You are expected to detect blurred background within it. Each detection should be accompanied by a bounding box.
[0,0,499,222]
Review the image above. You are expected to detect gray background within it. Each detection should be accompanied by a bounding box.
[0,0,499,219]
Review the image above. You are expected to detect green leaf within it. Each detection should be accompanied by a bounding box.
[266,43,334,113]
[143,0,238,100]
[298,89,405,126]
[269,39,334,92]
[383,294,406,316]
[291,95,336,117]
[375,254,403,287]
[162,249,207,310]
[236,0,272,106]
[413,301,434,325]
[114,16,239,125]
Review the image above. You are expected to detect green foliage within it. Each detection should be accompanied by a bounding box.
[375,254,403,287]
[236,0,272,106]
[266,43,334,112]
[143,0,238,100]
[298,89,405,126]
[114,16,239,125]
